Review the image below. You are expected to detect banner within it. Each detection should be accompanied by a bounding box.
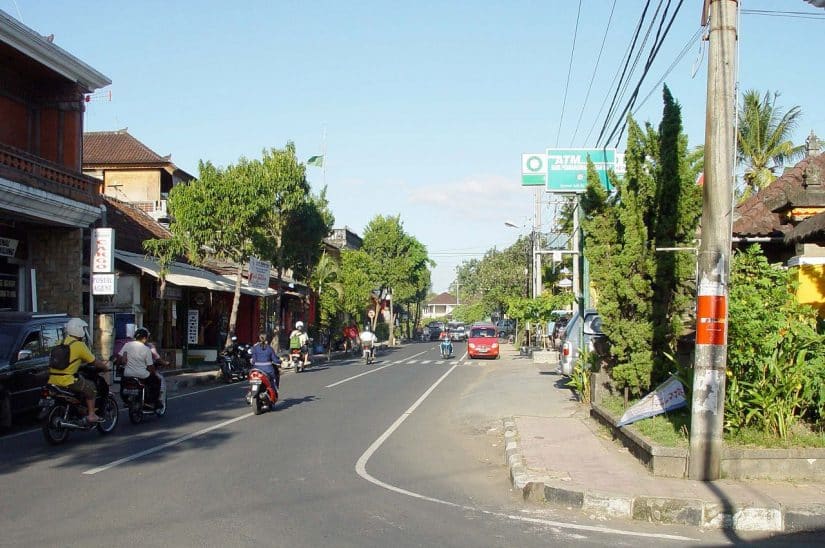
[247,256,271,289]
[616,376,687,427]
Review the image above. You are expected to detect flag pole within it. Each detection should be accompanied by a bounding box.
[322,125,327,187]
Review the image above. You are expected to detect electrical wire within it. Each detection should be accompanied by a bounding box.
[632,26,703,115]
[594,0,653,146]
[555,0,583,148]
[741,9,825,20]
[601,0,688,147]
[571,0,617,145]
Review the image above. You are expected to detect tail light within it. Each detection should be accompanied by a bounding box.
[562,343,570,357]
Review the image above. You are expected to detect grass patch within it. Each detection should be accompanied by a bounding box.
[600,395,689,448]
[599,395,825,449]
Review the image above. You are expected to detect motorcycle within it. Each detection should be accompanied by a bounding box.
[220,336,252,383]
[120,368,167,425]
[290,348,304,372]
[38,365,119,445]
[247,367,279,415]
[440,337,453,359]
[363,343,375,365]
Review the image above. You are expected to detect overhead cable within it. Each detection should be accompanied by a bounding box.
[555,0,583,147]
[601,0,688,148]
[571,0,617,145]
[593,0,653,146]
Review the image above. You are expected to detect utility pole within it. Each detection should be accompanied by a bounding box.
[533,187,542,297]
[689,0,738,481]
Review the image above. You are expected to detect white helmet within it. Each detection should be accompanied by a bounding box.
[295,321,304,329]
[66,317,88,338]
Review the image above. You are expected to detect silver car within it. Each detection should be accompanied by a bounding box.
[558,309,606,376]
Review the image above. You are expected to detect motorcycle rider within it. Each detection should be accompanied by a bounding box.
[439,327,453,356]
[250,333,281,390]
[359,324,377,360]
[47,317,109,423]
[289,321,310,367]
[119,327,162,408]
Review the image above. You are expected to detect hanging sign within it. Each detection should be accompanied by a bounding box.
[187,309,199,345]
[92,228,115,273]
[0,237,19,257]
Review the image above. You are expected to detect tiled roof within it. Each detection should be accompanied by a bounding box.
[101,195,170,254]
[733,153,825,237]
[428,292,457,306]
[83,129,169,165]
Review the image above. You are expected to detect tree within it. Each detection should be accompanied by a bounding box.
[581,87,702,396]
[650,85,702,379]
[310,251,343,352]
[146,157,270,347]
[255,144,314,349]
[737,89,804,194]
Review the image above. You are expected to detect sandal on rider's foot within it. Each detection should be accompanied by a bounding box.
[87,415,104,423]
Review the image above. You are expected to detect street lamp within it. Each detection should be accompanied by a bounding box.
[504,221,539,298]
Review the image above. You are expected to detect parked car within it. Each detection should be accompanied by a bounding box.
[467,323,499,359]
[0,312,71,430]
[496,319,515,338]
[558,309,607,376]
[448,323,466,341]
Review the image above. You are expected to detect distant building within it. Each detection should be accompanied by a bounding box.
[83,129,194,227]
[423,292,458,318]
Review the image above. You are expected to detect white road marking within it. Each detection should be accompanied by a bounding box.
[324,350,428,388]
[83,412,253,475]
[354,361,696,542]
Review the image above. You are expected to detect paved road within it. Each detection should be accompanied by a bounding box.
[0,342,786,547]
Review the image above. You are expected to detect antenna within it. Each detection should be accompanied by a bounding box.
[84,90,112,103]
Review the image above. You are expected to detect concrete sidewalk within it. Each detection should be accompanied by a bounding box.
[502,345,825,533]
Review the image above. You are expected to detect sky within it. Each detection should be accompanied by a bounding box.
[5,1,825,293]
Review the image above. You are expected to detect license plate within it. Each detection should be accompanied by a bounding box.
[250,383,260,393]
[38,398,53,408]
[122,389,140,396]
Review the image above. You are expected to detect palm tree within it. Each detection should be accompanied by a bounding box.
[737,90,804,194]
[310,252,343,354]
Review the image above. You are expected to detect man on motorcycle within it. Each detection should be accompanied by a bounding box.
[250,333,281,389]
[359,325,377,360]
[289,321,310,366]
[119,328,162,408]
[47,317,109,423]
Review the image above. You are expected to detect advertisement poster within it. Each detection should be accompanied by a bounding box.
[617,376,687,427]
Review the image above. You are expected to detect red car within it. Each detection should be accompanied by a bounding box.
[467,323,499,359]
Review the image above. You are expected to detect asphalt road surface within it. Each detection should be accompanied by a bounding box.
[0,342,799,547]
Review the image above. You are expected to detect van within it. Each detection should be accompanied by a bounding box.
[0,312,70,429]
[558,309,606,376]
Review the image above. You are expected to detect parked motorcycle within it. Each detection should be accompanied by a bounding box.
[247,367,279,415]
[220,336,252,383]
[120,369,167,425]
[38,365,119,445]
[440,337,453,359]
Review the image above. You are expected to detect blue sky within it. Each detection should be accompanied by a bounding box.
[6,1,825,292]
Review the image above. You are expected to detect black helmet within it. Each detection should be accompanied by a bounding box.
[135,327,150,340]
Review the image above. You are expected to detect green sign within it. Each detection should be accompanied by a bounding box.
[546,148,615,193]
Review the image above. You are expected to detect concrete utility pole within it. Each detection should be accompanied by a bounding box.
[689,0,738,481]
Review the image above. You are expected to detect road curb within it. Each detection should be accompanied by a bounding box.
[501,417,825,532]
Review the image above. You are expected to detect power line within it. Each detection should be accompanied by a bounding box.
[632,26,703,115]
[571,0,617,145]
[601,0,688,148]
[741,9,825,19]
[593,0,653,146]
[555,0,583,148]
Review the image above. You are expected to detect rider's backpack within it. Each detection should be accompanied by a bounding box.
[48,340,79,371]
[289,334,302,349]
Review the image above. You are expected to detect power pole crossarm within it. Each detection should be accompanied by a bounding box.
[689,0,738,481]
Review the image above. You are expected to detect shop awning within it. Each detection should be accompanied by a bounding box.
[115,250,275,296]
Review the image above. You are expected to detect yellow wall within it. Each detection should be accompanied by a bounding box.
[794,264,825,315]
[103,170,161,202]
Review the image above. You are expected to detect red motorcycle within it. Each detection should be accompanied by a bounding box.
[247,368,278,415]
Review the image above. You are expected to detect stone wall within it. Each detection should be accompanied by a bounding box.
[29,227,83,315]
